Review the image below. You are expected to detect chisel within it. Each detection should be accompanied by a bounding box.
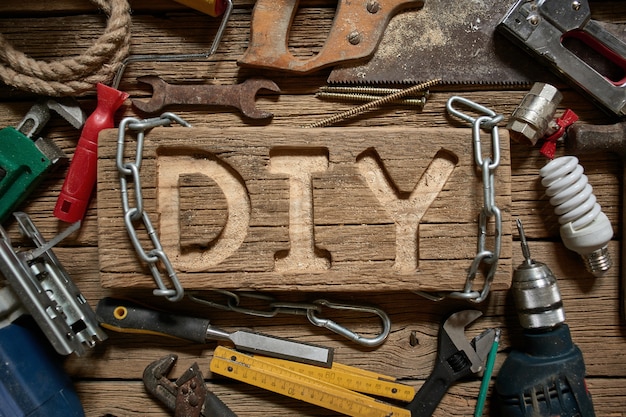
[96,297,334,367]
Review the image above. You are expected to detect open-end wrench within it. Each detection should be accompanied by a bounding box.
[405,310,496,416]
[131,76,280,119]
[143,354,237,417]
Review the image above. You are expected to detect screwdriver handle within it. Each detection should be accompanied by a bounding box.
[96,297,209,344]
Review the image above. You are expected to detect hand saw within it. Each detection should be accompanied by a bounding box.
[210,345,414,417]
[328,0,626,87]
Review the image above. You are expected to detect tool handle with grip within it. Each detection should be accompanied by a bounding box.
[567,122,626,155]
[567,121,626,320]
[54,83,128,223]
[96,297,210,343]
[205,390,238,417]
[405,361,454,417]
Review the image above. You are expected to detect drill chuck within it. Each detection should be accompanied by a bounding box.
[512,219,565,330]
[512,258,565,330]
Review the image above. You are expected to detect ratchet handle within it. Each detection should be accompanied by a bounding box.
[96,297,209,344]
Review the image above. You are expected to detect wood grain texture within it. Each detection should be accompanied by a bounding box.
[97,126,512,291]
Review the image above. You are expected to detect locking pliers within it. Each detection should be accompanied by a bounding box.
[143,354,237,417]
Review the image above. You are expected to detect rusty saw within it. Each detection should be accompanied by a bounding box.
[328,0,625,87]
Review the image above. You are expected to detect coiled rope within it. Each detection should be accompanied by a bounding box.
[0,0,131,96]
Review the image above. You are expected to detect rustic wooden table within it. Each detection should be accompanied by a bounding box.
[1,1,626,416]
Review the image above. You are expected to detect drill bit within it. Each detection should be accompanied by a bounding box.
[516,218,533,266]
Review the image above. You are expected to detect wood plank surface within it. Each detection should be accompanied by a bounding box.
[97,126,512,292]
[1,1,625,416]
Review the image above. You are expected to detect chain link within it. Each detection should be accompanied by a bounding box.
[188,291,391,347]
[115,115,390,345]
[116,113,191,302]
[416,96,503,303]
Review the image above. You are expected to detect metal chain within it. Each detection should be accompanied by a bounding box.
[116,113,191,302]
[115,114,391,346]
[188,291,391,347]
[416,96,503,303]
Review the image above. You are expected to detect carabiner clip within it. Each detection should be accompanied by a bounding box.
[307,300,391,347]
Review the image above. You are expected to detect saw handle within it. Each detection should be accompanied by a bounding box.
[96,297,209,343]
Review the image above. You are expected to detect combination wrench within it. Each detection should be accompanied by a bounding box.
[131,76,280,120]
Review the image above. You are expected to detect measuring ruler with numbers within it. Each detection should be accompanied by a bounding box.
[210,345,415,417]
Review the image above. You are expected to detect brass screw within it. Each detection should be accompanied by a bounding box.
[319,85,430,98]
[303,78,442,128]
[316,91,426,107]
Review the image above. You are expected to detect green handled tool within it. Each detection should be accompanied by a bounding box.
[96,297,334,367]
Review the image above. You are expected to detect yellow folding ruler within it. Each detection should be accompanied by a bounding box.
[210,345,415,417]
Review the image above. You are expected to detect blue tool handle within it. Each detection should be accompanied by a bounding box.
[0,316,84,417]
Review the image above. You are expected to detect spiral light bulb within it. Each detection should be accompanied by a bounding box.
[539,156,613,277]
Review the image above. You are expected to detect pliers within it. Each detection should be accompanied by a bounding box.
[143,354,237,417]
[406,309,497,416]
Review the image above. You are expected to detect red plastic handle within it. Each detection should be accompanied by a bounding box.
[54,83,128,223]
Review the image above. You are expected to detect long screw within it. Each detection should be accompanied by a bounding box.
[303,78,442,128]
[318,85,430,97]
[316,92,427,107]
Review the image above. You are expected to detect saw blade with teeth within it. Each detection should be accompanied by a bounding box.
[328,0,624,87]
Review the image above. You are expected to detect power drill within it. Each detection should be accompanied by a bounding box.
[493,219,596,416]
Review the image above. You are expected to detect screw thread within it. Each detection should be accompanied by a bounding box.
[583,246,612,277]
[319,85,429,97]
[303,78,441,128]
[316,92,426,106]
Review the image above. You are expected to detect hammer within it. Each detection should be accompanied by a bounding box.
[567,122,626,319]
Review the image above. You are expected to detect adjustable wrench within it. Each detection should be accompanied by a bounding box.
[406,310,496,416]
[131,76,280,119]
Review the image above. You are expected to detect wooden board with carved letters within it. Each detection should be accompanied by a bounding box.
[97,127,512,292]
